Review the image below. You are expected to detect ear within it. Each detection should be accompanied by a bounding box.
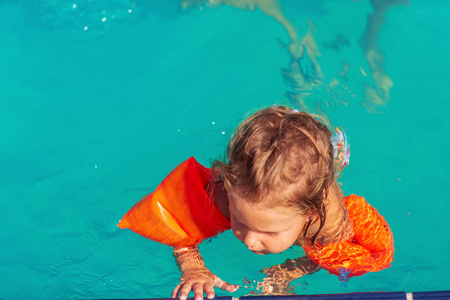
[322,186,332,207]
[307,210,318,219]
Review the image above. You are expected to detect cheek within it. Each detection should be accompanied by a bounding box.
[264,235,292,252]
[264,231,301,253]
[230,220,245,240]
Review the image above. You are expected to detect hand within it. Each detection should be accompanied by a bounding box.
[172,266,239,300]
[172,246,239,300]
[258,261,297,295]
[257,257,319,295]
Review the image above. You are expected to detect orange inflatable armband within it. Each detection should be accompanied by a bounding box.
[118,157,231,247]
[304,195,394,277]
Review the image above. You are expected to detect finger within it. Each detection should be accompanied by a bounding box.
[225,283,240,293]
[179,283,192,300]
[172,284,182,299]
[203,282,215,299]
[192,282,204,300]
[214,278,240,292]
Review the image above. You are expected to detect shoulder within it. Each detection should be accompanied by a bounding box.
[317,182,353,245]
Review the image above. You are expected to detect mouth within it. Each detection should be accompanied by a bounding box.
[251,250,269,255]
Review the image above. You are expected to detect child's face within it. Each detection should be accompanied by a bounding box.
[229,195,308,255]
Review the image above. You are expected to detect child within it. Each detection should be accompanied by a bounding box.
[118,106,394,299]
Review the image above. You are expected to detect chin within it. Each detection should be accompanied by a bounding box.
[267,247,290,254]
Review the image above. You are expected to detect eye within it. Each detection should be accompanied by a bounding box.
[265,231,279,236]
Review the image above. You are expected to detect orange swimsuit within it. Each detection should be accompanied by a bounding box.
[118,157,394,277]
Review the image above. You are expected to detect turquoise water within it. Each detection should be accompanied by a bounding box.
[1,0,450,299]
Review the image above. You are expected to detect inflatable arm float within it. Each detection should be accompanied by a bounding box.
[303,195,394,277]
[118,157,231,247]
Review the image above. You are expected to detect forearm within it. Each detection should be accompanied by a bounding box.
[292,256,321,275]
[173,246,206,273]
[265,256,320,278]
[258,256,320,294]
[172,245,239,297]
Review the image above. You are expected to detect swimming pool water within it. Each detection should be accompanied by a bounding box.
[1,0,449,299]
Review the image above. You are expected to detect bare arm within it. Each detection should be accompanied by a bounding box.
[259,256,320,294]
[172,246,239,300]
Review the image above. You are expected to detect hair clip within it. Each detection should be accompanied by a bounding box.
[331,126,350,178]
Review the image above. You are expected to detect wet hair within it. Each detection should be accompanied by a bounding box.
[213,106,335,246]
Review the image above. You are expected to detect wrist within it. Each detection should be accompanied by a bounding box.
[173,246,206,272]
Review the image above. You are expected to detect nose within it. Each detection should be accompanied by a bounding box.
[242,230,260,250]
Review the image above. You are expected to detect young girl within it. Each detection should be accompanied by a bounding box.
[118,106,394,300]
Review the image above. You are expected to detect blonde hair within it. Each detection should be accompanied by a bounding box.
[213,106,336,246]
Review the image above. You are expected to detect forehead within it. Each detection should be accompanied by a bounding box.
[228,191,298,215]
[229,195,305,232]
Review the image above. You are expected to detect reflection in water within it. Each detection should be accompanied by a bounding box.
[181,0,325,114]
[181,0,407,114]
[283,18,325,114]
[324,33,350,52]
[360,0,408,112]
